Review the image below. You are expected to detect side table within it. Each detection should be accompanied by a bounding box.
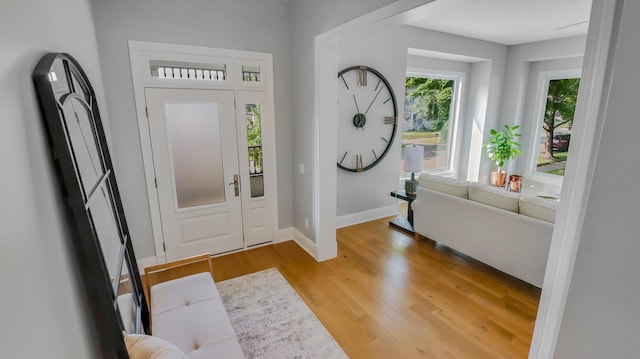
[389,189,416,234]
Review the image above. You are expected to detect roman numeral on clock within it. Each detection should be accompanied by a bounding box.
[356,154,364,172]
[357,68,367,86]
[384,117,396,125]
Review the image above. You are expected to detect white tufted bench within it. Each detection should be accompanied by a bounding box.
[144,255,245,359]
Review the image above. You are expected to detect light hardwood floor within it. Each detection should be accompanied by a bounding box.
[211,217,541,359]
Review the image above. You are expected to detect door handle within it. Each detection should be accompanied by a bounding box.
[228,174,239,196]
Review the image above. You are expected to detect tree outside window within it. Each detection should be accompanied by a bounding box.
[402,76,455,172]
[536,77,580,176]
[246,104,262,174]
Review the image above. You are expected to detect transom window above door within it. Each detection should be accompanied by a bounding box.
[144,54,266,89]
[150,59,228,81]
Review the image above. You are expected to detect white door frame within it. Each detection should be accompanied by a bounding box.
[128,41,279,263]
[313,0,618,357]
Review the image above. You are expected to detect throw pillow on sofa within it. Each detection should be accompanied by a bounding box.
[124,334,189,359]
[418,173,469,198]
[468,182,520,212]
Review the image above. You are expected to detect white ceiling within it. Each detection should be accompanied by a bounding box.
[407,0,592,45]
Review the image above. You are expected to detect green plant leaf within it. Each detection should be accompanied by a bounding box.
[484,124,522,170]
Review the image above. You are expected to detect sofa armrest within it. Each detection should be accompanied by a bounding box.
[143,253,213,309]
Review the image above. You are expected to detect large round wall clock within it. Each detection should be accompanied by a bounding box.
[337,65,398,172]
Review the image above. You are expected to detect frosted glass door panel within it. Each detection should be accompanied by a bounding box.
[146,88,243,259]
[165,103,225,208]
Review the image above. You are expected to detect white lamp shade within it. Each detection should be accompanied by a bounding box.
[404,145,424,173]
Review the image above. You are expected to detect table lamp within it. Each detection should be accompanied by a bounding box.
[404,145,424,195]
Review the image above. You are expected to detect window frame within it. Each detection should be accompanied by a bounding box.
[526,68,582,186]
[401,68,465,179]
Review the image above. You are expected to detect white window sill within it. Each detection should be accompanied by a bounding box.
[522,172,563,197]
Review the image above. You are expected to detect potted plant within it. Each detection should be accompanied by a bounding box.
[485,124,522,187]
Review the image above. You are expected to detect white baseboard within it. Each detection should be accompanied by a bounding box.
[273,226,319,261]
[292,228,319,260]
[273,227,294,243]
[336,205,397,229]
[136,256,158,271]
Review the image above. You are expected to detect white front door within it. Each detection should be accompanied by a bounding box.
[145,88,243,260]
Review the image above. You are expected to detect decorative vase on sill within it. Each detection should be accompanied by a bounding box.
[509,174,523,192]
[491,171,507,187]
[484,124,522,187]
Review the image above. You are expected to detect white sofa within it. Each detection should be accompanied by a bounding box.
[412,174,557,287]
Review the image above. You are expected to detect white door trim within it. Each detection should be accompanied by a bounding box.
[128,41,279,263]
[529,1,619,357]
[313,0,618,357]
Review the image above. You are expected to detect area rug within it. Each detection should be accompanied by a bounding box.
[217,268,348,359]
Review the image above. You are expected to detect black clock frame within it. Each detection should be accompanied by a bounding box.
[337,65,398,172]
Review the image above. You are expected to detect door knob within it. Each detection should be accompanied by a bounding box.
[228,174,239,196]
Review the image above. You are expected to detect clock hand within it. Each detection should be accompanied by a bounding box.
[352,94,361,114]
[364,86,383,116]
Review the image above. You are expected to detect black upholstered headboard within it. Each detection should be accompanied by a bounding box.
[33,53,149,358]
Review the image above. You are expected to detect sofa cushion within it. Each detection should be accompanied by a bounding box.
[418,173,469,198]
[468,182,520,212]
[151,272,245,359]
[519,195,558,223]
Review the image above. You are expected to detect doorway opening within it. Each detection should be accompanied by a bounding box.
[314,0,615,357]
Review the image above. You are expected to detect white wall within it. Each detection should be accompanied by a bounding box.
[290,0,398,240]
[335,24,508,218]
[463,60,493,182]
[0,0,106,356]
[91,0,294,257]
[336,27,407,217]
[407,54,471,73]
[403,25,508,183]
[554,1,640,356]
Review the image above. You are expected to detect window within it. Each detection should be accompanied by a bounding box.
[149,59,227,81]
[245,103,264,198]
[401,72,462,176]
[242,65,261,82]
[534,74,580,177]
